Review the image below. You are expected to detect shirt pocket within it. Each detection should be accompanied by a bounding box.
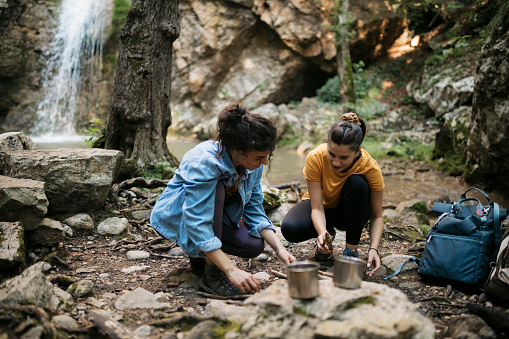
[244,190,253,203]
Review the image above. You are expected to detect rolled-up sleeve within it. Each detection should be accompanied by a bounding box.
[181,162,223,253]
[242,168,276,238]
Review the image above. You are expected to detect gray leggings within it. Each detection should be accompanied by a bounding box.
[213,181,264,258]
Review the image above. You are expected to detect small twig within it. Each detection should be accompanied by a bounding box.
[116,177,169,190]
[431,310,462,315]
[270,270,287,279]
[130,217,150,225]
[444,284,453,299]
[318,270,333,278]
[435,302,466,308]
[143,236,165,245]
[195,291,249,300]
[383,230,409,240]
[419,296,452,303]
[147,250,174,259]
[151,314,226,327]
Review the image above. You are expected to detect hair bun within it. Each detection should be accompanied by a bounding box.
[341,112,361,126]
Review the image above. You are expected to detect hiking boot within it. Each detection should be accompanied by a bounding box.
[189,257,205,276]
[198,264,243,296]
[342,248,359,258]
[314,248,331,262]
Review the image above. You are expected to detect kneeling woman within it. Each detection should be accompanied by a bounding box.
[151,103,296,296]
[281,113,383,276]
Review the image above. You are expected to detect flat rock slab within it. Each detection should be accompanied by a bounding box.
[205,279,435,339]
[1,148,123,213]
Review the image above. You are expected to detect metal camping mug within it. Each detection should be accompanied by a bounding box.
[286,261,320,299]
[333,256,365,289]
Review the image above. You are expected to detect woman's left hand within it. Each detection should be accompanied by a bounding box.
[277,248,297,265]
[366,248,381,277]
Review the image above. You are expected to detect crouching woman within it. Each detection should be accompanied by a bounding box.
[151,103,296,296]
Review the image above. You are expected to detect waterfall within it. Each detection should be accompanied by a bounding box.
[32,0,113,142]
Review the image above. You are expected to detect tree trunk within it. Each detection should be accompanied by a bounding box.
[336,0,356,103]
[105,0,180,177]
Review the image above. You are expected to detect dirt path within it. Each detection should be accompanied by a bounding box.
[49,158,508,338]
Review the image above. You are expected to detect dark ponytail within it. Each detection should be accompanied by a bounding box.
[327,112,366,151]
[216,103,278,165]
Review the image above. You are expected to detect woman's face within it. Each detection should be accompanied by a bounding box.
[326,141,359,173]
[231,149,270,171]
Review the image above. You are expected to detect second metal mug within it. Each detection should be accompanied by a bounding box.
[333,256,365,289]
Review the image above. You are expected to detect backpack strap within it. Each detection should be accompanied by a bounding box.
[461,187,491,204]
[384,256,419,280]
[493,202,501,248]
[432,202,453,214]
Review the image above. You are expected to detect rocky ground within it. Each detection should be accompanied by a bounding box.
[14,156,506,339]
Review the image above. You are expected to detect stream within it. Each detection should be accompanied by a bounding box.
[36,139,509,209]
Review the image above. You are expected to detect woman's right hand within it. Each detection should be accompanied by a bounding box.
[316,232,331,254]
[225,267,260,294]
[277,248,297,265]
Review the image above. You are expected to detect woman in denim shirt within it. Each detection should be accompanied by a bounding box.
[151,103,296,296]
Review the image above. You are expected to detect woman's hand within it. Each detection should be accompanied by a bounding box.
[276,248,296,265]
[316,232,332,254]
[366,248,381,277]
[225,267,260,294]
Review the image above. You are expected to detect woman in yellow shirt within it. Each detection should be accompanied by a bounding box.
[281,113,383,276]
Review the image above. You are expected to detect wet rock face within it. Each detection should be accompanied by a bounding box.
[466,6,509,191]
[0,0,56,131]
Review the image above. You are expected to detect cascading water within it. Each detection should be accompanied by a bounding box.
[32,0,113,142]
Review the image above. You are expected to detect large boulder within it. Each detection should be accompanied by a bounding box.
[0,175,48,230]
[0,132,35,152]
[0,148,123,214]
[205,279,435,338]
[406,73,474,117]
[466,6,509,191]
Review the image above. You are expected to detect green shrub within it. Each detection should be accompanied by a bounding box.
[146,162,176,180]
[317,76,342,103]
[110,0,132,42]
[85,119,105,148]
[363,135,433,161]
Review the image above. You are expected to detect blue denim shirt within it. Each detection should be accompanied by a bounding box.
[150,140,276,258]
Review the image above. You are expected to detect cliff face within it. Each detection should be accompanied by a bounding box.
[170,0,405,116]
[0,0,405,132]
[466,5,509,191]
[0,0,113,134]
[0,0,56,131]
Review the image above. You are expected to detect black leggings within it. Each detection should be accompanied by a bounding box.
[213,181,264,258]
[281,175,370,246]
